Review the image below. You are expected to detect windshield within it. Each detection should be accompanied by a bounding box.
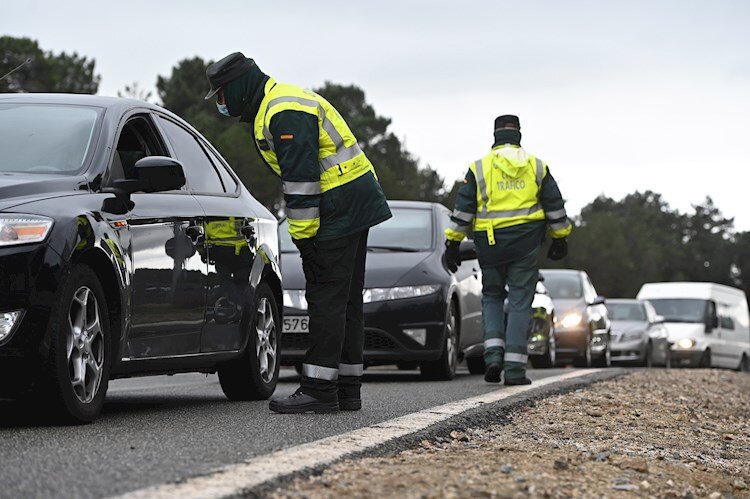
[608,302,647,321]
[0,104,100,175]
[279,207,433,253]
[648,299,708,323]
[542,273,583,299]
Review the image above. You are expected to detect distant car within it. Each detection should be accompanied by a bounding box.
[637,282,750,370]
[279,200,484,380]
[607,299,671,367]
[540,269,611,367]
[0,93,283,423]
[462,276,556,373]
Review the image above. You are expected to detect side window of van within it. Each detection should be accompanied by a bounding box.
[720,316,735,330]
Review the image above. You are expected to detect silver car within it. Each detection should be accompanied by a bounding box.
[608,299,671,367]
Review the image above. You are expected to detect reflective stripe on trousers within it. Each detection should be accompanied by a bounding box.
[339,363,364,377]
[504,352,528,364]
[484,338,505,349]
[302,363,339,381]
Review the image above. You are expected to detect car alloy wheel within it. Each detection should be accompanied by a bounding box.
[547,327,556,366]
[420,299,458,380]
[255,296,277,384]
[67,286,105,404]
[445,304,458,374]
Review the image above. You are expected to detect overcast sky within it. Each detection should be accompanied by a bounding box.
[5,1,749,228]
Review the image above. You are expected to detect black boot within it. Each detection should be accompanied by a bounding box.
[338,376,361,411]
[504,376,532,386]
[484,363,502,383]
[269,388,339,414]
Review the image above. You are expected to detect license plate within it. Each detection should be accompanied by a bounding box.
[283,316,309,333]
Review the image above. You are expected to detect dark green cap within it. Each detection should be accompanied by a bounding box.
[204,52,254,100]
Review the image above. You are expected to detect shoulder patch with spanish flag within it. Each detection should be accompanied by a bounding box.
[280,134,294,140]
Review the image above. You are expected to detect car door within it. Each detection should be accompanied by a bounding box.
[192,137,259,353]
[109,113,208,359]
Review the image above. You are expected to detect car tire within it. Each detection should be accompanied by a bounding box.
[219,282,280,400]
[466,356,486,375]
[573,335,593,368]
[592,336,611,368]
[530,321,556,369]
[420,300,459,381]
[698,349,711,368]
[41,265,112,424]
[641,341,654,368]
[664,347,672,369]
[738,354,749,373]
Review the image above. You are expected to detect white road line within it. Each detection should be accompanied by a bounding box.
[113,369,602,499]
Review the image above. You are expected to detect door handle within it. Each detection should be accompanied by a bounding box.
[186,225,204,243]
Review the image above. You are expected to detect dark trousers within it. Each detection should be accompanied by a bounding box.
[300,230,368,400]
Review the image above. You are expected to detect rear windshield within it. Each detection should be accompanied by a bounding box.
[0,103,101,175]
[648,299,708,323]
[542,273,583,299]
[608,302,647,321]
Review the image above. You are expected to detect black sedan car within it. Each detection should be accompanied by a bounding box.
[0,94,282,423]
[279,201,483,380]
[540,268,612,367]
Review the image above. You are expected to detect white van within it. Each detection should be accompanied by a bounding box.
[637,282,750,370]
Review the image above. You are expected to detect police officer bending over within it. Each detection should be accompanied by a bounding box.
[205,53,391,413]
[444,115,571,385]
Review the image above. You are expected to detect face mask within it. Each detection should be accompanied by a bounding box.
[216,102,230,117]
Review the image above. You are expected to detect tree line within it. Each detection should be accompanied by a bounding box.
[2,35,748,299]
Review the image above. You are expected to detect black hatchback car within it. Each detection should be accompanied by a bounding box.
[0,94,282,423]
[279,201,484,380]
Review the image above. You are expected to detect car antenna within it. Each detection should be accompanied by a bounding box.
[0,58,32,82]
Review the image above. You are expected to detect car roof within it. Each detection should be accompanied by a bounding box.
[0,93,168,119]
[387,200,443,210]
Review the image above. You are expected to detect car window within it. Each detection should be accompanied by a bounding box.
[0,103,101,175]
[608,302,647,321]
[107,115,168,186]
[367,208,434,251]
[156,116,224,194]
[204,144,238,193]
[541,273,583,299]
[649,299,709,324]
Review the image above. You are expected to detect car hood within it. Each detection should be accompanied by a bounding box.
[281,250,431,290]
[662,322,705,341]
[611,320,647,334]
[0,173,87,212]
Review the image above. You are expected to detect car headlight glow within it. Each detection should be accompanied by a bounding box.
[283,290,308,310]
[676,338,696,349]
[0,215,53,247]
[363,285,440,304]
[560,312,583,329]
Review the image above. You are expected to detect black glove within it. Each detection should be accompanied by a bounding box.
[444,240,461,273]
[547,238,568,261]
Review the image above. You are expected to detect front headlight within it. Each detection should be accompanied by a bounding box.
[0,215,54,247]
[676,338,696,349]
[560,312,583,329]
[283,290,308,310]
[363,285,440,304]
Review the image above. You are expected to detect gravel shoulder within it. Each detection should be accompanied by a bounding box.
[271,370,750,498]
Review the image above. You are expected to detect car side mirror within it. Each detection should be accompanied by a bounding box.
[459,239,477,261]
[591,295,606,306]
[102,156,186,214]
[653,314,665,324]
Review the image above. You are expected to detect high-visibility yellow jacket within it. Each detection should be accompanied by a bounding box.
[254,79,390,241]
[445,145,572,246]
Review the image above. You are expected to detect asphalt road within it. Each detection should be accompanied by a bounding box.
[0,366,581,498]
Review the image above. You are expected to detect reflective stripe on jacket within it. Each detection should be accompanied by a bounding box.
[254,79,379,240]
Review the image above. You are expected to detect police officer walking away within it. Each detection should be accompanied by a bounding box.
[205,53,391,413]
[444,115,571,385]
